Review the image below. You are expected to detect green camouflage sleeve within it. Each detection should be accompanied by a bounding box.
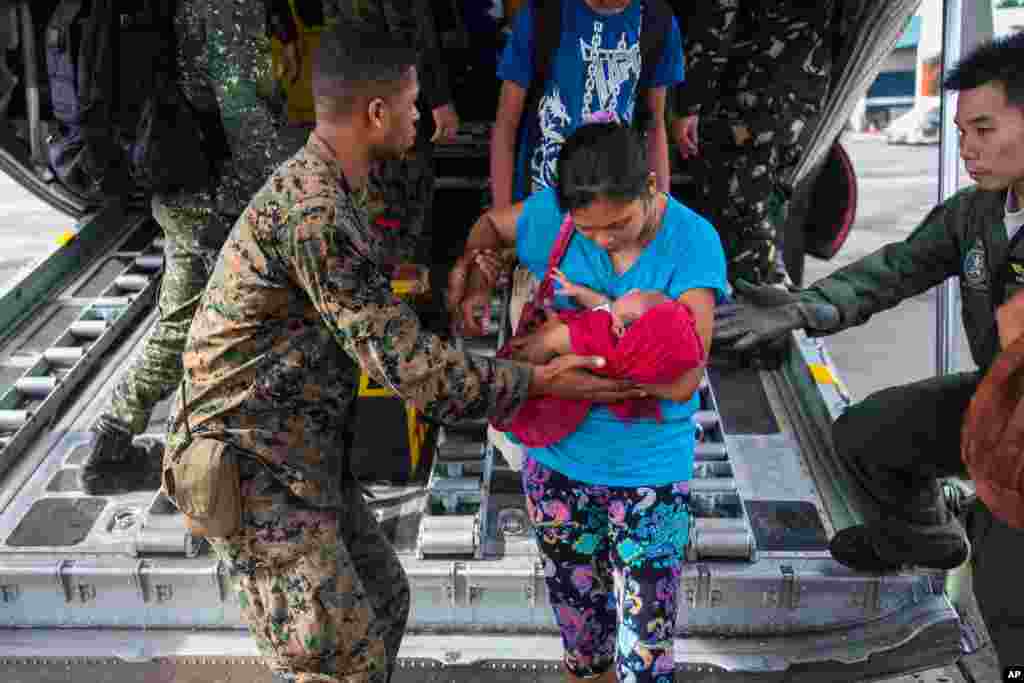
[672,0,739,117]
[287,196,531,425]
[802,199,963,332]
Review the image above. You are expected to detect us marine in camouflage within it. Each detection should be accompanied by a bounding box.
[81,0,318,492]
[671,0,836,285]
[164,23,639,683]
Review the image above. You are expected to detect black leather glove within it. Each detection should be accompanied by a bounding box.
[80,414,162,495]
[714,279,840,352]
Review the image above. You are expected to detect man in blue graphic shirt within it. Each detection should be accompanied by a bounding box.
[489,0,684,207]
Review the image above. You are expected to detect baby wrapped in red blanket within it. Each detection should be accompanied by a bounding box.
[504,274,704,447]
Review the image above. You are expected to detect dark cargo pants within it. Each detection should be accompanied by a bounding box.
[208,459,410,683]
[833,371,1024,666]
[109,196,231,433]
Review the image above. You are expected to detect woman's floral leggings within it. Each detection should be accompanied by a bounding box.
[522,456,690,682]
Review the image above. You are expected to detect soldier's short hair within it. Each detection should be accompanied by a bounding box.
[944,32,1024,109]
[312,23,417,117]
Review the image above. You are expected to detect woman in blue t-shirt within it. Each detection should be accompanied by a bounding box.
[449,122,727,683]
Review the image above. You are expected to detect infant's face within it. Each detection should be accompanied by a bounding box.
[611,290,670,325]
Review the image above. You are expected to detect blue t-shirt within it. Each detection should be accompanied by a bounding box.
[498,0,685,200]
[515,188,728,487]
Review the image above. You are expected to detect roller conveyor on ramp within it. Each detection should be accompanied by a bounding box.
[0,214,977,681]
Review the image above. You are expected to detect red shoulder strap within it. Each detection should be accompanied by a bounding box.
[514,213,575,336]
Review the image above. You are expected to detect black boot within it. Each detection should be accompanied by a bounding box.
[80,414,162,495]
[830,511,970,572]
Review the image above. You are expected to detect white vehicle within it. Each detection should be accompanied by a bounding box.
[885,97,942,145]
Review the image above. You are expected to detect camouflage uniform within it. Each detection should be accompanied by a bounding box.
[672,0,836,284]
[165,135,531,681]
[338,0,452,268]
[107,0,310,433]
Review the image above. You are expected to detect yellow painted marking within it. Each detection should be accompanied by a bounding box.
[809,362,836,385]
[56,230,76,246]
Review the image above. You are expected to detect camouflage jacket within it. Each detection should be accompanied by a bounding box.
[166,135,531,507]
[670,0,836,117]
[169,0,311,219]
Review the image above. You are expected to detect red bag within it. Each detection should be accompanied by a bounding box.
[490,213,576,433]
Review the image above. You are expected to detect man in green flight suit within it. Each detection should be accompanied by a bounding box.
[713,32,1024,666]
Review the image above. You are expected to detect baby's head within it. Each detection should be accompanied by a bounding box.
[610,290,671,335]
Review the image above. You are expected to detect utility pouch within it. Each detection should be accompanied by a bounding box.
[161,438,241,538]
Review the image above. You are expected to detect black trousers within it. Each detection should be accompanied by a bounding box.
[833,371,1024,665]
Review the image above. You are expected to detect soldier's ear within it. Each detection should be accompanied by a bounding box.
[367,97,387,130]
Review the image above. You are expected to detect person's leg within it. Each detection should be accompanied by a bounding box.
[607,480,689,683]
[108,197,224,433]
[341,483,411,681]
[829,372,979,571]
[210,459,391,683]
[521,456,617,680]
[82,198,230,494]
[965,498,1024,668]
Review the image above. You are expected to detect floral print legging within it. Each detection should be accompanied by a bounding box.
[522,456,690,682]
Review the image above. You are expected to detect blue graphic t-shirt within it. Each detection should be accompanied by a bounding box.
[498,0,685,200]
[515,188,728,487]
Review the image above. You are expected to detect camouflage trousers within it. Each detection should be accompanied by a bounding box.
[209,458,410,683]
[362,131,435,268]
[688,5,833,285]
[109,196,231,433]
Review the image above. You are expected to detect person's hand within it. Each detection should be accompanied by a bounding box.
[507,314,565,364]
[447,251,494,336]
[997,288,1024,349]
[671,114,700,160]
[530,355,648,403]
[274,41,301,85]
[551,268,583,299]
[714,279,840,351]
[431,103,460,144]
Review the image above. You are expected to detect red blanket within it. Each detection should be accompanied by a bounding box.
[506,301,704,447]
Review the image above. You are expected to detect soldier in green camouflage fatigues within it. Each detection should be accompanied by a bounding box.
[165,128,531,681]
[671,0,836,285]
[85,0,315,485]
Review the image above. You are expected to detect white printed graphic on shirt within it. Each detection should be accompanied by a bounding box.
[580,22,641,119]
[529,20,641,193]
[530,86,571,193]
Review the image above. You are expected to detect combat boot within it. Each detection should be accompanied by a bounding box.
[829,508,970,572]
[80,413,162,495]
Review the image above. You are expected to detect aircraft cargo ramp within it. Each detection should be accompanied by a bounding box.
[0,214,982,682]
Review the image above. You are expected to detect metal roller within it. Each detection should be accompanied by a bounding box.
[44,347,85,366]
[0,410,31,431]
[133,254,164,271]
[418,515,478,556]
[695,442,728,461]
[14,376,57,398]
[693,410,719,430]
[692,461,733,479]
[114,274,150,292]
[690,518,754,559]
[689,477,737,493]
[438,431,485,460]
[70,320,107,339]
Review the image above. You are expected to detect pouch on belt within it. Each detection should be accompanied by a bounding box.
[161,438,242,538]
